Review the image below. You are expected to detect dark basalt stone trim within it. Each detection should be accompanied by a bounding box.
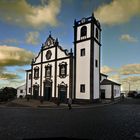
[111,84,114,100]
[41,45,55,51]
[54,45,57,97]
[26,71,28,96]
[99,45,101,100]
[32,56,71,66]
[42,45,70,56]
[90,17,94,101]
[26,69,31,72]
[74,15,101,31]
[31,62,33,96]
[74,37,101,46]
[69,51,73,98]
[40,48,43,97]
[73,20,77,100]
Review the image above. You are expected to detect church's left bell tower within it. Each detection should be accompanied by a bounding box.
[73,14,101,103]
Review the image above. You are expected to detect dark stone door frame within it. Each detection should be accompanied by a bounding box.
[43,79,52,101]
[33,84,39,99]
[58,82,67,103]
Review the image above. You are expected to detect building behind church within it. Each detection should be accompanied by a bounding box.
[26,14,121,103]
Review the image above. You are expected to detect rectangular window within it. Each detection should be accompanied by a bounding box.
[95,59,98,67]
[59,62,67,78]
[80,84,85,93]
[20,90,23,93]
[45,66,52,78]
[34,67,39,79]
[95,28,99,39]
[81,48,85,56]
[29,74,31,79]
[29,88,31,93]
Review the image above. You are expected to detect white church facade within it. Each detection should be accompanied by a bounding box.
[26,14,120,103]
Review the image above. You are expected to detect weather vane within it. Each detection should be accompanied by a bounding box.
[49,31,51,36]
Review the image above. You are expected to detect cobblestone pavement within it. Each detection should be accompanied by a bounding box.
[0,98,139,140]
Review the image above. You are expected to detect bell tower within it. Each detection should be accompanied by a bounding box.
[74,14,101,102]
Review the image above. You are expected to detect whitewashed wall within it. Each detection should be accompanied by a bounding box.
[56,58,70,98]
[41,62,55,97]
[93,42,100,99]
[76,40,90,99]
[26,71,31,95]
[57,47,68,59]
[42,47,56,62]
[32,64,41,96]
[114,85,121,98]
[100,85,112,98]
[17,85,26,98]
[34,52,41,63]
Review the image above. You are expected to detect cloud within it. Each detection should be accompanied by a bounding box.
[121,76,140,91]
[102,64,140,91]
[0,79,25,88]
[101,66,115,74]
[0,73,19,80]
[120,64,140,75]
[94,0,140,25]
[109,74,121,83]
[0,0,61,28]
[120,34,138,43]
[0,66,19,80]
[0,45,35,66]
[26,31,40,45]
[0,39,20,45]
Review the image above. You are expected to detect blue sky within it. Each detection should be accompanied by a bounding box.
[0,0,140,91]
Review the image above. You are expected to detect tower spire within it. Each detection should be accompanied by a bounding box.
[49,31,52,37]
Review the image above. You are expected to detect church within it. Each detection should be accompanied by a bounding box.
[26,14,120,103]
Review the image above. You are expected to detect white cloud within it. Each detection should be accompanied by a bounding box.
[0,39,20,45]
[0,0,61,28]
[26,31,40,45]
[120,34,138,43]
[102,64,140,91]
[120,64,140,75]
[101,66,115,74]
[0,45,35,66]
[121,76,140,91]
[94,0,140,25]
[109,74,121,83]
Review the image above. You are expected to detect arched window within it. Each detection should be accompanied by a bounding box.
[95,28,99,39]
[80,26,87,39]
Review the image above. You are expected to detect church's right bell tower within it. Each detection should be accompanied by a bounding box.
[73,14,101,103]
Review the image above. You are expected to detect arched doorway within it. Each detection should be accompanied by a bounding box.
[58,82,67,103]
[33,84,39,99]
[44,79,52,101]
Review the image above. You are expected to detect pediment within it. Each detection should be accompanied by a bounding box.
[44,35,55,48]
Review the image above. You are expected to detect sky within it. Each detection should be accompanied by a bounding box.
[0,0,140,91]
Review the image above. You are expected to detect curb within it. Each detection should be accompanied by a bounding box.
[0,99,122,110]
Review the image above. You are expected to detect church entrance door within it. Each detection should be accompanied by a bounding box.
[33,84,39,99]
[44,79,52,101]
[58,84,67,103]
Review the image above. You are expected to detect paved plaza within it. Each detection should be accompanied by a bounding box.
[0,98,140,140]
